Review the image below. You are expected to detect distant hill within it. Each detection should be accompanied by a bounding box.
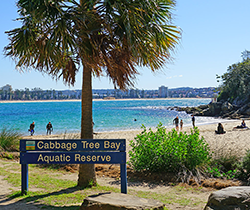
[169,87,193,91]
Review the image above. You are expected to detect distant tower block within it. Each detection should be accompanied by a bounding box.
[158,86,169,98]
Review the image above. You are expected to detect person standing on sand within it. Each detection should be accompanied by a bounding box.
[180,119,183,130]
[46,122,53,135]
[29,122,35,136]
[191,115,195,128]
[173,116,179,131]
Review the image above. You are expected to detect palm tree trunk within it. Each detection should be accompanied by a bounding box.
[77,64,97,187]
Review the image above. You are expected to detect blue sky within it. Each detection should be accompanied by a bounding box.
[1,0,250,90]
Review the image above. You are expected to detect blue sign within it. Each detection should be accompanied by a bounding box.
[20,139,127,195]
[20,151,126,164]
[20,139,125,152]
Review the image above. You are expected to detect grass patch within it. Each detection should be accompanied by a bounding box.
[0,159,211,209]
[29,174,76,190]
[0,160,121,208]
[129,188,206,208]
[0,127,22,152]
[132,190,176,204]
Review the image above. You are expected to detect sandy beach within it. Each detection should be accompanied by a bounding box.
[95,119,250,159]
[25,119,250,159]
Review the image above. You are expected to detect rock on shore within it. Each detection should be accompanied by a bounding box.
[80,192,165,210]
[171,101,250,119]
[204,186,250,210]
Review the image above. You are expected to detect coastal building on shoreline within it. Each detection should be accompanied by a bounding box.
[0,84,219,100]
[158,86,169,98]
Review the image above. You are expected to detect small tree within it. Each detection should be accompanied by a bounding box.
[217,57,250,103]
[4,0,181,187]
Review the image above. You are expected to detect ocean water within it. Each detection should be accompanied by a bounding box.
[0,99,229,135]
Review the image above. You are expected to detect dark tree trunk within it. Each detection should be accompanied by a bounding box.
[77,64,97,187]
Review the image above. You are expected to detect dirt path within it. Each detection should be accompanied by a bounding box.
[0,174,41,210]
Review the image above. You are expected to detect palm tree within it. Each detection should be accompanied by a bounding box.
[4,0,181,187]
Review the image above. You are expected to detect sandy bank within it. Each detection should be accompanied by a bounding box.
[23,119,250,159]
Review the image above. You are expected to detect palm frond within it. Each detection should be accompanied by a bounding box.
[5,0,181,89]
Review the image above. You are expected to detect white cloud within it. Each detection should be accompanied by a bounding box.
[166,75,183,79]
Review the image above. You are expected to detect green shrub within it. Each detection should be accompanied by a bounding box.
[206,166,238,179]
[128,123,211,178]
[241,150,250,175]
[0,127,22,152]
[206,150,250,181]
[206,166,222,178]
[207,153,240,179]
[236,150,250,182]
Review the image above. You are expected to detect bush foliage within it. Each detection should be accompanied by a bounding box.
[0,127,21,152]
[217,56,250,103]
[235,150,250,183]
[128,123,211,175]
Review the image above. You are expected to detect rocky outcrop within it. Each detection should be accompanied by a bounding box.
[202,102,223,116]
[169,104,209,115]
[209,102,250,119]
[221,102,233,114]
[204,186,250,210]
[80,192,165,210]
[170,101,250,119]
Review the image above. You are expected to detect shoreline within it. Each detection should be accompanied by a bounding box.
[0,98,211,103]
[24,119,250,158]
[25,119,241,137]
[22,117,238,136]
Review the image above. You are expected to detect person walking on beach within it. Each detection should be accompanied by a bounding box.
[191,115,195,128]
[46,122,53,135]
[29,122,35,136]
[180,119,183,130]
[173,116,179,131]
